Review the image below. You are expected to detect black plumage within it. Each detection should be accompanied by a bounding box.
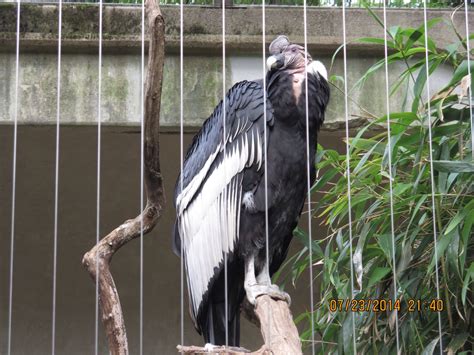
[173,36,330,347]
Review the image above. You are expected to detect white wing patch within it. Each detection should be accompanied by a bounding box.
[177,128,263,316]
[308,60,328,81]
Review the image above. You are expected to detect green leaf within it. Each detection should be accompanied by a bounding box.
[446,59,474,88]
[446,228,460,278]
[428,230,455,273]
[367,267,391,288]
[354,142,380,174]
[388,25,401,42]
[326,149,342,163]
[350,138,385,155]
[311,168,339,193]
[376,234,393,263]
[433,120,467,136]
[396,241,413,277]
[392,183,411,197]
[341,313,356,355]
[405,18,441,50]
[460,209,474,270]
[403,47,431,57]
[406,194,428,231]
[387,112,419,135]
[421,337,439,355]
[412,57,442,113]
[382,132,402,169]
[462,262,474,305]
[357,37,396,49]
[353,223,371,289]
[445,42,459,59]
[405,29,423,49]
[446,333,469,354]
[412,62,427,113]
[352,48,427,91]
[432,160,474,173]
[329,74,345,86]
[444,211,465,236]
[363,4,384,30]
[329,43,346,74]
[293,227,324,259]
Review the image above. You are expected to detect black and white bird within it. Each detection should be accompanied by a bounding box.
[173,35,330,347]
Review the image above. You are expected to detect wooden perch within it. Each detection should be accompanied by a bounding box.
[81,0,165,354]
[178,295,303,355]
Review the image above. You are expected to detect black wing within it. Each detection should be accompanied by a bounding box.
[173,80,274,325]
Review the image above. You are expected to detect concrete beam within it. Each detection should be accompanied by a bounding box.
[0,4,471,55]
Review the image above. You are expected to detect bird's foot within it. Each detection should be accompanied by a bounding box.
[245,283,291,306]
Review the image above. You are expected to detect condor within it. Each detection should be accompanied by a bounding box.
[173,35,330,346]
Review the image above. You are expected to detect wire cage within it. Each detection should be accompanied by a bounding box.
[0,0,472,354]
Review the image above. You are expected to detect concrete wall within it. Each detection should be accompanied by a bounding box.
[0,5,471,54]
[0,125,346,354]
[0,52,455,129]
[0,5,467,129]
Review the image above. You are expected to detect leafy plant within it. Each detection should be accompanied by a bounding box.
[281,8,474,354]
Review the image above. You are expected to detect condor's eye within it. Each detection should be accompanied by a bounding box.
[291,47,298,53]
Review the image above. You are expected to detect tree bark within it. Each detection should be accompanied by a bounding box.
[177,295,303,355]
[81,1,165,354]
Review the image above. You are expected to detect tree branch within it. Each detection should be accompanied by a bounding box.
[81,1,165,354]
[178,295,303,355]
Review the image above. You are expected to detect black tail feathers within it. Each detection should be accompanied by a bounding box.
[201,300,240,346]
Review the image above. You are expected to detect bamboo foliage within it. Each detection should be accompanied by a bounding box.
[277,9,474,354]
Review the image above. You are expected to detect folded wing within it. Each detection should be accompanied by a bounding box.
[174,80,274,326]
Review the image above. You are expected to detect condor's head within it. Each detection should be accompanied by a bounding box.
[265,35,330,127]
[266,35,328,81]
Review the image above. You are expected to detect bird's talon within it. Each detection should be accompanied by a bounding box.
[245,284,291,306]
[269,289,291,305]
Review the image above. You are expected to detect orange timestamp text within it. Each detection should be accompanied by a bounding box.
[328,298,444,313]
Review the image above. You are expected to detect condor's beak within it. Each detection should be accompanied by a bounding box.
[266,54,284,71]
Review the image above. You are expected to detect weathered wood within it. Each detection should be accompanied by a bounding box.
[178,295,302,355]
[254,295,302,354]
[81,1,165,354]
[177,345,254,354]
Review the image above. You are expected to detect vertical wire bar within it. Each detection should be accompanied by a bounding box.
[341,1,357,353]
[302,1,315,354]
[262,0,271,345]
[139,0,145,353]
[422,1,443,352]
[7,0,20,353]
[95,0,103,354]
[382,3,400,353]
[179,0,185,350]
[51,0,63,353]
[464,0,473,157]
[221,0,229,347]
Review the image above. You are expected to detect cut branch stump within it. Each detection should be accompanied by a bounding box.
[178,295,303,355]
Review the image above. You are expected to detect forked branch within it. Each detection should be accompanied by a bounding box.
[82,1,165,354]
